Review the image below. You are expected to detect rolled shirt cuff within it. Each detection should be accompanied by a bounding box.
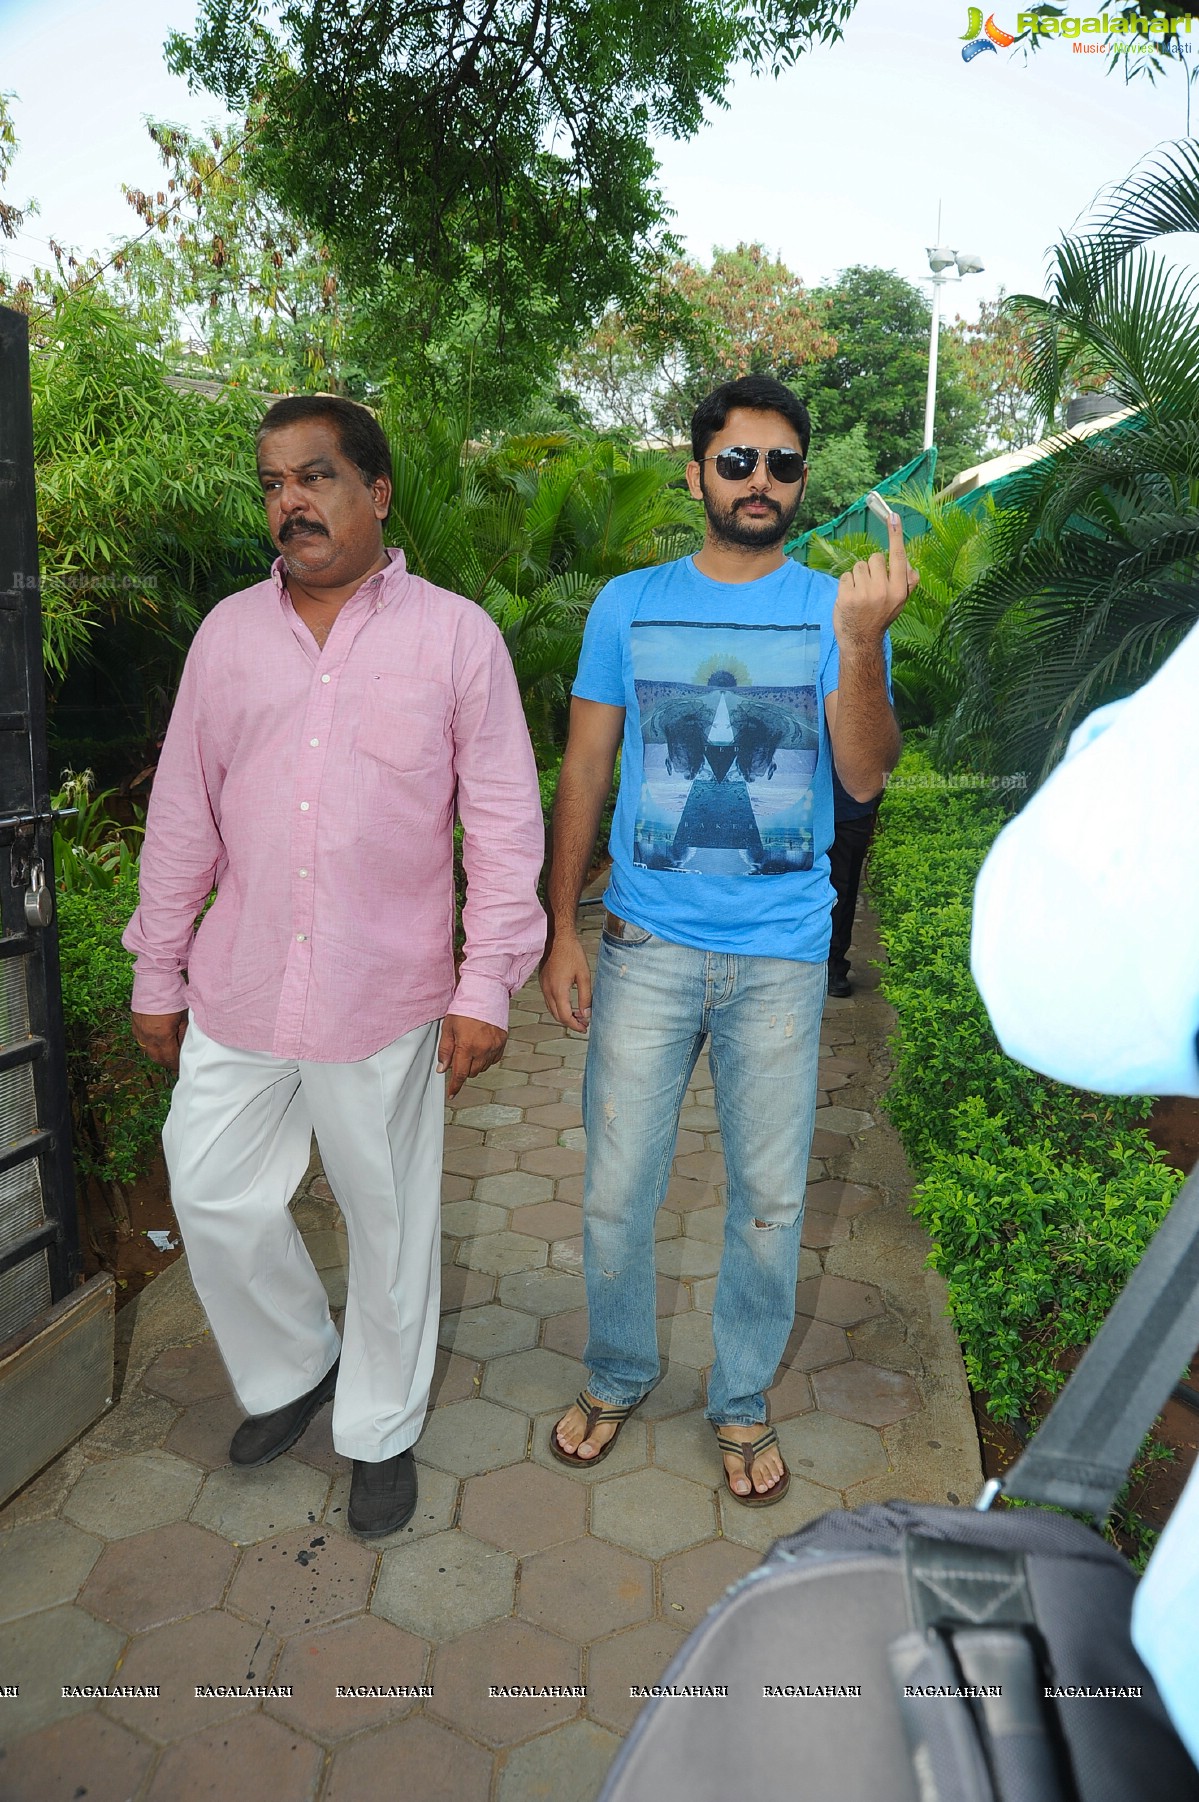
[130,968,189,1016]
[447,972,513,1034]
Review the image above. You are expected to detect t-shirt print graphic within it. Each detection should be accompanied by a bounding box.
[631,620,821,877]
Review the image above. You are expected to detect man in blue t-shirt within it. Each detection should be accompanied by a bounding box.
[540,374,914,1506]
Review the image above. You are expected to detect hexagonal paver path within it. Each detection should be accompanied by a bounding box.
[0,900,979,1798]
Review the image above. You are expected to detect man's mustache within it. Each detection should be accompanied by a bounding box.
[734,496,781,516]
[279,516,330,543]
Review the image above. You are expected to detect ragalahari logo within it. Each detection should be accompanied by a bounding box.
[961,7,1016,59]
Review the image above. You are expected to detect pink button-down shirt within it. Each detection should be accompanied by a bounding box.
[123,549,546,1062]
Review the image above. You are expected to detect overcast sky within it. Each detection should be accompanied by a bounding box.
[2,0,1196,314]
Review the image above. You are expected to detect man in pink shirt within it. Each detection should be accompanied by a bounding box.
[124,395,545,1537]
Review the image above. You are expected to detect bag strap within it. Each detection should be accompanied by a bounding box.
[985,1165,1199,1524]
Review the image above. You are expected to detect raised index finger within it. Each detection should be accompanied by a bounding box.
[886,508,911,581]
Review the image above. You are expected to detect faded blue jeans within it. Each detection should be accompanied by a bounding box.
[581,920,825,1425]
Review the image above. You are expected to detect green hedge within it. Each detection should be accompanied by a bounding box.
[871,753,1180,1425]
[56,872,171,1190]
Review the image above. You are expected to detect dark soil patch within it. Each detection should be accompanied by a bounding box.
[78,1153,181,1309]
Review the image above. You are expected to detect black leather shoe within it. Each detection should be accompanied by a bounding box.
[228,1359,340,1468]
[827,967,852,998]
[348,1450,417,1538]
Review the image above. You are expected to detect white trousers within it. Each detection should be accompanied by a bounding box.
[162,1015,444,1461]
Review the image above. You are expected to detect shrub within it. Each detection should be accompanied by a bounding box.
[872,752,1179,1423]
[56,872,170,1194]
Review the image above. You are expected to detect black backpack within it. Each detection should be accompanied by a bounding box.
[599,1169,1199,1802]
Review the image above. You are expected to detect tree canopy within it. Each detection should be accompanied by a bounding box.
[167,0,858,403]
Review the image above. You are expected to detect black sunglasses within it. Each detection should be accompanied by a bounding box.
[700,445,807,485]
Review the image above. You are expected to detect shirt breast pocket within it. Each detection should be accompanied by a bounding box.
[356,673,451,771]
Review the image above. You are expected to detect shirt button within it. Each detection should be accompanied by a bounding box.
[321,673,331,684]
[299,868,309,878]
[299,801,310,811]
[309,738,319,747]
[296,933,307,942]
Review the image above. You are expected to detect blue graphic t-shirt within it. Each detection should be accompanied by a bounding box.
[573,554,863,963]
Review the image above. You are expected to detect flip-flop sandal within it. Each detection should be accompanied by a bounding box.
[715,1424,791,1507]
[551,1390,639,1467]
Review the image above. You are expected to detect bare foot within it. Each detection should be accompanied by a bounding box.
[554,1392,622,1461]
[717,1424,785,1497]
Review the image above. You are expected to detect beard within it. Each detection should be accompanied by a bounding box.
[700,476,803,550]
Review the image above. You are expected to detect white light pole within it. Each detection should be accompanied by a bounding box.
[922,219,984,452]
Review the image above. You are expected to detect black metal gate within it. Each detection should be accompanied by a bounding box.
[0,303,78,1333]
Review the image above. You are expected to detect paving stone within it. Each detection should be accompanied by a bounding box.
[439,1263,497,1312]
[776,1410,889,1489]
[190,1456,329,1545]
[540,1306,589,1359]
[80,1388,180,1457]
[653,1236,722,1279]
[64,1450,203,1540]
[279,1405,345,1476]
[455,1230,549,1276]
[165,1391,244,1469]
[417,1398,529,1477]
[549,1233,584,1274]
[142,1336,230,1405]
[498,1718,622,1802]
[800,1207,853,1249]
[524,1102,583,1129]
[655,1213,682,1243]
[143,1710,323,1802]
[372,1529,516,1639]
[460,1462,587,1556]
[443,1123,485,1148]
[818,1105,876,1135]
[678,1105,720,1133]
[586,1620,689,1733]
[439,1198,510,1238]
[805,1179,885,1219]
[429,1617,581,1747]
[269,1614,430,1740]
[473,1064,537,1090]
[555,1175,585,1203]
[655,1310,714,1370]
[810,1128,852,1158]
[442,1145,520,1179]
[664,1175,720,1212]
[225,1524,376,1633]
[475,1171,555,1207]
[301,1229,349,1272]
[0,1518,103,1622]
[765,1363,816,1420]
[503,1050,566,1076]
[508,1197,582,1239]
[530,1413,648,1483]
[682,1205,725,1245]
[441,1172,473,1202]
[590,1466,715,1560]
[638,1363,704,1421]
[660,1537,758,1622]
[812,1359,921,1427]
[817,1066,853,1090]
[487,1122,559,1151]
[324,1459,457,1546]
[717,1474,841,1552]
[319,1262,349,1308]
[650,1408,719,1486]
[518,1535,652,1640]
[437,1304,539,1360]
[431,1347,482,1408]
[0,1602,124,1737]
[780,1316,852,1370]
[78,1521,236,1631]
[496,1267,587,1316]
[673,1151,726,1183]
[0,1709,154,1802]
[794,1272,885,1327]
[110,1609,280,1742]
[519,1145,587,1178]
[0,1443,91,1531]
[483,1347,586,1414]
[454,1103,525,1130]
[843,1312,921,1375]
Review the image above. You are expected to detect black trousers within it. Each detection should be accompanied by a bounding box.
[828,809,878,979]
